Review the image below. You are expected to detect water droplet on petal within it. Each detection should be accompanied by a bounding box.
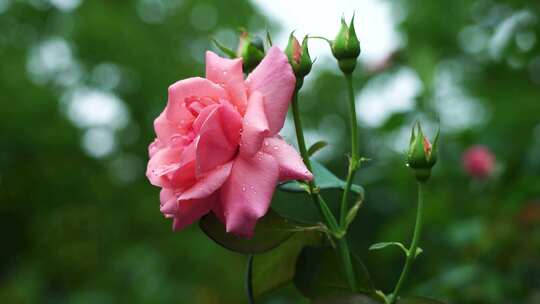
[242,186,246,192]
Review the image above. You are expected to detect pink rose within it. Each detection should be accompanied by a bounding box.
[462,145,495,179]
[146,47,313,238]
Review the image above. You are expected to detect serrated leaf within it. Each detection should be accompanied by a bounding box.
[278,159,364,197]
[293,246,375,300]
[251,231,323,298]
[369,242,408,256]
[199,209,294,254]
[307,140,328,157]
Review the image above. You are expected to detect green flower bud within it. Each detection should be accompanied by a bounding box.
[285,33,312,86]
[331,15,361,74]
[237,31,265,73]
[407,122,439,182]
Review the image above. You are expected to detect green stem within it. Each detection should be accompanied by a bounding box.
[337,238,358,293]
[389,182,425,304]
[291,89,339,232]
[246,254,255,304]
[291,88,356,292]
[339,73,360,227]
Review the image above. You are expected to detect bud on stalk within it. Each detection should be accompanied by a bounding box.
[285,33,312,88]
[237,31,265,73]
[331,15,361,74]
[407,122,439,182]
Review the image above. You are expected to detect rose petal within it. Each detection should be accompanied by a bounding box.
[196,106,238,174]
[239,91,269,157]
[146,147,182,187]
[148,138,163,158]
[172,193,219,231]
[219,152,279,238]
[166,77,227,121]
[178,161,233,201]
[192,104,220,133]
[245,47,296,135]
[262,136,313,181]
[160,188,178,216]
[219,100,243,145]
[154,110,191,147]
[205,51,248,115]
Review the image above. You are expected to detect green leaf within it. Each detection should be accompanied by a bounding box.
[307,140,328,157]
[199,209,294,254]
[278,160,365,197]
[251,231,322,298]
[293,246,375,300]
[369,242,408,256]
[398,296,447,304]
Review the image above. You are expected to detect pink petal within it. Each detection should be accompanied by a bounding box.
[262,136,313,182]
[239,91,269,157]
[245,47,296,135]
[146,147,182,187]
[192,104,220,133]
[154,110,188,146]
[169,160,196,189]
[160,188,178,216]
[205,51,248,115]
[220,153,279,238]
[173,194,219,231]
[148,138,163,158]
[177,161,233,201]
[219,100,243,145]
[195,106,238,174]
[166,77,227,121]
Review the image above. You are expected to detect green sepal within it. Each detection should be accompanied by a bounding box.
[210,37,237,58]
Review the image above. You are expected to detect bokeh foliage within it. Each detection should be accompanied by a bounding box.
[1,0,539,303]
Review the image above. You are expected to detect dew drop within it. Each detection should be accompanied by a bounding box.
[264,142,269,146]
[242,186,246,192]
[273,146,279,150]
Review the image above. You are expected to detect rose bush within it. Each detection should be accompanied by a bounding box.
[146,47,313,237]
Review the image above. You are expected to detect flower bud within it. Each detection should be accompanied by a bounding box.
[407,122,439,182]
[331,15,361,74]
[285,33,312,87]
[462,145,495,179]
[237,31,265,73]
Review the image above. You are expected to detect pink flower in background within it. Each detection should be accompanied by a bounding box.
[146,47,313,238]
[462,145,495,179]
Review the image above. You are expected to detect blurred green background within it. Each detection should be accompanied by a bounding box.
[1,0,540,303]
